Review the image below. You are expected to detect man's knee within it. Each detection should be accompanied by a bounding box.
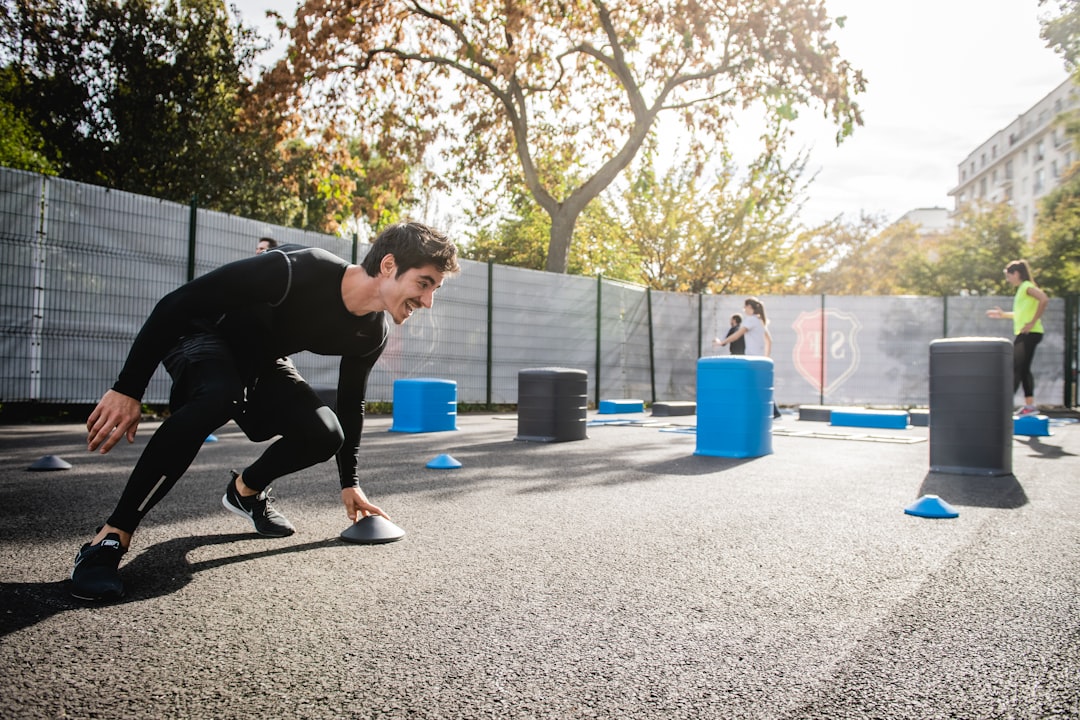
[310,406,345,459]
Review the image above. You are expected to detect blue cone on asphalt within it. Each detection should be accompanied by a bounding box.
[27,454,72,471]
[426,453,462,469]
[904,494,959,519]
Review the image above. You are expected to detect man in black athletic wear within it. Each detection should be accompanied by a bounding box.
[70,222,460,601]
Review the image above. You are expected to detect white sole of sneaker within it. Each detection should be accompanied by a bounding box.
[221,494,294,537]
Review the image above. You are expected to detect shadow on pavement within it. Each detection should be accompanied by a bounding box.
[0,533,340,637]
[1015,435,1078,459]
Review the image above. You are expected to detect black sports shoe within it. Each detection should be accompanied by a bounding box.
[222,471,295,537]
[70,532,126,601]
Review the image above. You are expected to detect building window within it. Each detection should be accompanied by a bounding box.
[1005,160,1013,179]
[1034,168,1045,195]
[1035,139,1045,162]
[1052,160,1059,178]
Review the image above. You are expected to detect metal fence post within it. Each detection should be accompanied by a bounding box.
[1066,294,1078,408]
[187,196,198,282]
[647,287,656,404]
[595,274,602,408]
[486,260,494,408]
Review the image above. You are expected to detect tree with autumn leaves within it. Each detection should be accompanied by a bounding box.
[269,0,866,274]
[0,0,417,234]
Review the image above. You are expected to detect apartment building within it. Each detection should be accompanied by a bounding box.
[949,76,1078,238]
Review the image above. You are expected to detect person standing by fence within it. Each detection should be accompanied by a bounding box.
[714,314,746,355]
[986,259,1049,416]
[714,297,781,418]
[70,222,459,602]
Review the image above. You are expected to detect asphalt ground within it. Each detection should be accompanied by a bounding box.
[1,410,1079,719]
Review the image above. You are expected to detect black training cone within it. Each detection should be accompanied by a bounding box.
[340,515,406,545]
[28,454,72,471]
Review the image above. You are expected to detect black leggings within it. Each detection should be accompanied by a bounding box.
[107,349,344,534]
[1013,332,1043,399]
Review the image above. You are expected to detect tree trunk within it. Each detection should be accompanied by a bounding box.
[544,207,580,273]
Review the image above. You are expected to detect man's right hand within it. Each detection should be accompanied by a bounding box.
[87,389,141,454]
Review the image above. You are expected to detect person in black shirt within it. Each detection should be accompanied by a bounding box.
[720,314,745,355]
[71,222,459,601]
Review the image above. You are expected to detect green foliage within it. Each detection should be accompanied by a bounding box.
[1040,0,1080,70]
[1032,2,1080,296]
[461,177,642,281]
[0,68,54,173]
[903,203,1024,296]
[812,204,1024,296]
[613,129,812,294]
[1,0,291,212]
[802,214,905,295]
[277,0,865,273]
[0,0,421,236]
[1031,164,1080,295]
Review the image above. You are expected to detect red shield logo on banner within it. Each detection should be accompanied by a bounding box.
[792,309,862,395]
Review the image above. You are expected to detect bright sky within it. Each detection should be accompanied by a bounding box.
[787,0,1071,226]
[234,0,1071,228]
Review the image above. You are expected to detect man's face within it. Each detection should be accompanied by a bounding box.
[381,261,445,325]
[256,240,273,254]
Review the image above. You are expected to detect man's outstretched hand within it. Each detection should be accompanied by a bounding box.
[87,389,141,454]
[342,487,389,523]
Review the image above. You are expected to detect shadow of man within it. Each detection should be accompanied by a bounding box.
[0,533,341,637]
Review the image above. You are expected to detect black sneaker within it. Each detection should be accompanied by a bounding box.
[222,471,295,537]
[70,533,126,601]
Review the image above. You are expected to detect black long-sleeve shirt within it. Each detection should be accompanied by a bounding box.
[112,244,388,488]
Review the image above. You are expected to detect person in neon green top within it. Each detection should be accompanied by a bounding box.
[986,259,1049,415]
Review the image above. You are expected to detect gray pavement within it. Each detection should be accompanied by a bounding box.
[1,410,1079,719]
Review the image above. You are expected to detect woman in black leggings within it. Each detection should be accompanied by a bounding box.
[986,259,1049,415]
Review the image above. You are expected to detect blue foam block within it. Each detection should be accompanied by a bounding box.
[1014,414,1050,436]
[390,378,457,433]
[830,409,908,429]
[598,399,644,414]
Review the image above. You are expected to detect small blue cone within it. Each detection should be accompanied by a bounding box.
[904,494,959,519]
[426,453,462,469]
[28,454,72,471]
[204,434,219,443]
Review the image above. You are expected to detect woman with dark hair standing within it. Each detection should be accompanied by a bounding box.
[717,297,781,418]
[718,298,771,357]
[986,259,1049,416]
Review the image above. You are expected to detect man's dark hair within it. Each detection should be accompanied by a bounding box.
[258,237,279,249]
[361,222,460,278]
